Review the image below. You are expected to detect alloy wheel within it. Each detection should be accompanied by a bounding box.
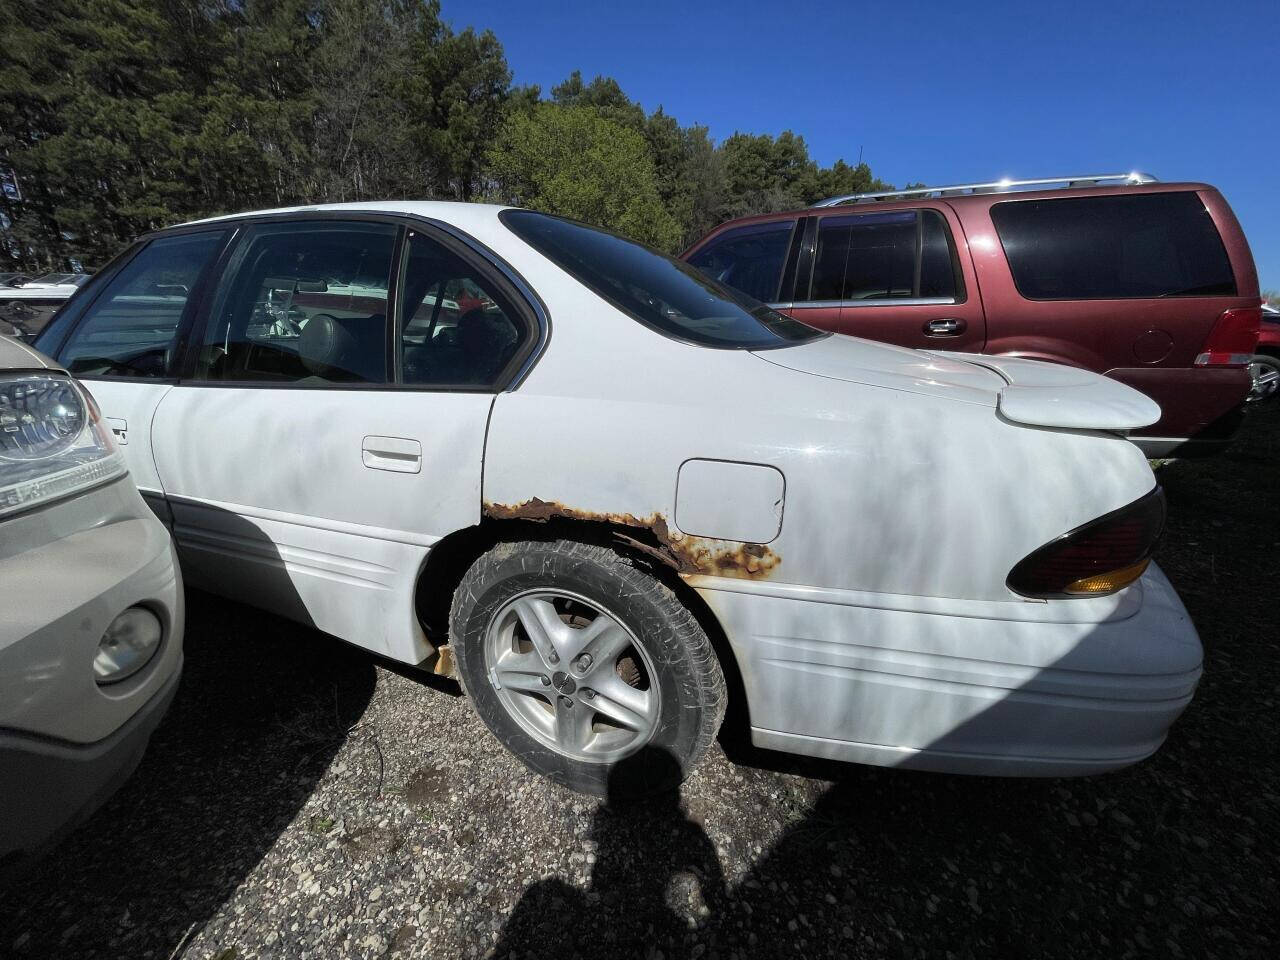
[1248,356,1279,402]
[483,589,660,763]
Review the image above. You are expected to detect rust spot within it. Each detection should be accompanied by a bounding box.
[482,498,780,580]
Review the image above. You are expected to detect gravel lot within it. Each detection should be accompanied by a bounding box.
[4,405,1278,960]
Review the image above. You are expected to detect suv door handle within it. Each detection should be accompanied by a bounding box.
[923,318,966,337]
[362,436,421,474]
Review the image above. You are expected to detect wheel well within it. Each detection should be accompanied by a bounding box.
[413,516,751,737]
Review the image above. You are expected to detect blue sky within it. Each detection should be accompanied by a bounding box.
[443,0,1279,291]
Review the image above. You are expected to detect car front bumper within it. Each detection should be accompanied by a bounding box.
[0,658,181,862]
[693,563,1201,776]
[0,479,184,857]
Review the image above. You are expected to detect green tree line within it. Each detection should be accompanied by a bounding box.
[0,0,892,269]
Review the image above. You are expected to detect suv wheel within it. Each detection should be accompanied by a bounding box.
[449,539,726,796]
[1248,354,1280,402]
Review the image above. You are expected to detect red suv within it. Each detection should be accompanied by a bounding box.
[683,174,1261,457]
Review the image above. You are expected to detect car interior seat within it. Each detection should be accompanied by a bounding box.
[298,313,386,382]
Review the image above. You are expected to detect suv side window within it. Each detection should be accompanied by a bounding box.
[397,230,528,387]
[807,210,960,303]
[58,231,225,379]
[685,220,797,303]
[194,221,396,384]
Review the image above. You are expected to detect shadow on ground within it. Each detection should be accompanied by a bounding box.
[0,589,378,958]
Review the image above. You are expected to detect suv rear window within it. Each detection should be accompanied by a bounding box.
[992,192,1236,300]
[685,220,796,303]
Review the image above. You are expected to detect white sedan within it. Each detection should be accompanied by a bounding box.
[33,203,1201,794]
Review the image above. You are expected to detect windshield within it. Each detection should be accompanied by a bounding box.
[500,209,824,350]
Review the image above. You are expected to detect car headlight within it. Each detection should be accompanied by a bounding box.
[0,373,126,518]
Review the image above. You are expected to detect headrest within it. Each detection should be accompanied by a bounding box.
[299,314,384,380]
[299,314,354,376]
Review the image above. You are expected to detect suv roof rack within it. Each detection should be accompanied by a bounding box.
[811,172,1159,208]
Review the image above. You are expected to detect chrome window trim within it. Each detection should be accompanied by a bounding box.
[789,296,957,309]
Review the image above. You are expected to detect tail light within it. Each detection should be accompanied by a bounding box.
[1195,307,1261,366]
[1007,489,1165,598]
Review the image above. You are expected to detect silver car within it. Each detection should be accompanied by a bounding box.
[0,335,183,861]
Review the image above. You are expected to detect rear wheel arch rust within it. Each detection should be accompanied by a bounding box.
[413,515,750,734]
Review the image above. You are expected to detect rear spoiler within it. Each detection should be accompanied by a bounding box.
[931,354,1161,432]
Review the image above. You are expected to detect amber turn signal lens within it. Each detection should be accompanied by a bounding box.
[1006,489,1165,599]
[1063,558,1151,596]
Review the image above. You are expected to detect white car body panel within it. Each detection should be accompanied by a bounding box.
[60,201,1200,776]
[148,386,494,663]
[481,301,1155,603]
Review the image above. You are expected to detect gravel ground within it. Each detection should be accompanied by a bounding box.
[4,404,1278,960]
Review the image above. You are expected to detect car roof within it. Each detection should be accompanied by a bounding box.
[177,200,512,232]
[0,334,55,370]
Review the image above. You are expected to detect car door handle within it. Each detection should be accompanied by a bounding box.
[923,318,966,337]
[105,417,129,445]
[362,436,422,474]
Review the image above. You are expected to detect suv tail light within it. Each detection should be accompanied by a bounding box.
[1195,307,1261,366]
[1007,489,1165,598]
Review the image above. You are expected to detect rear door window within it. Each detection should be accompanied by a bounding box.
[991,191,1236,300]
[193,221,396,384]
[57,231,225,379]
[397,229,529,387]
[685,220,797,303]
[807,210,959,302]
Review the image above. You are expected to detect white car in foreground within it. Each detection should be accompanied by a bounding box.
[33,203,1201,794]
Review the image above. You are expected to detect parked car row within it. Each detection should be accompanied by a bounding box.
[8,198,1201,833]
[0,272,92,341]
[13,169,1268,861]
[683,173,1264,451]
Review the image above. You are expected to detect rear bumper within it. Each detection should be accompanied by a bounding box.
[1108,366,1249,454]
[695,563,1201,776]
[0,659,181,860]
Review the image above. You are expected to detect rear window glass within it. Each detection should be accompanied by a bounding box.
[992,192,1236,300]
[685,220,795,303]
[501,210,823,350]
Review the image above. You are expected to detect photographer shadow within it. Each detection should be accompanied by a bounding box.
[494,747,728,958]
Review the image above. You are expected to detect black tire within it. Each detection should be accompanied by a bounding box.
[449,539,726,797]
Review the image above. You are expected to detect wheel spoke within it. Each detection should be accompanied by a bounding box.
[554,696,593,751]
[588,675,655,732]
[512,596,566,666]
[564,612,632,667]
[494,650,549,695]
